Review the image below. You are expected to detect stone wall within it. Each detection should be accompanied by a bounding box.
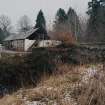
[46,45,105,64]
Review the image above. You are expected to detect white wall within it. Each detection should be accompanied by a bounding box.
[38,40,62,47]
[24,39,35,51]
[5,40,62,51]
[12,40,24,49]
[0,44,3,51]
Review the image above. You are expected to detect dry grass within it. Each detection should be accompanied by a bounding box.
[0,95,23,105]
[78,67,105,105]
[0,64,103,105]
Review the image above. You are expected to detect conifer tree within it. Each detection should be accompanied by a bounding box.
[67,8,82,39]
[54,8,68,32]
[53,8,82,42]
[35,10,47,35]
[55,8,68,24]
[86,0,105,42]
[0,28,4,43]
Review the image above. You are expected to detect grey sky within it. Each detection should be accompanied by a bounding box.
[0,0,90,27]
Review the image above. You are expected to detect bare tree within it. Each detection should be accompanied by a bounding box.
[53,31,76,45]
[79,16,88,34]
[0,15,11,37]
[79,15,88,42]
[17,15,32,33]
[49,25,76,45]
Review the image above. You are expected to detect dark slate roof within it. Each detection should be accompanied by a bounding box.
[4,28,38,41]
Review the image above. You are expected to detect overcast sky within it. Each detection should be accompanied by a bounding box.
[0,0,90,28]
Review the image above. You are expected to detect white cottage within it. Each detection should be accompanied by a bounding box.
[3,29,62,51]
[4,28,47,51]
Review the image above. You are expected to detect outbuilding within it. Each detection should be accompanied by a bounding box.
[3,28,61,51]
[3,28,49,51]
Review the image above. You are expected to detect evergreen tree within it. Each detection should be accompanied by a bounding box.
[54,8,68,32]
[86,0,105,42]
[35,10,47,35]
[0,28,4,43]
[55,8,68,24]
[67,8,82,40]
[53,8,82,42]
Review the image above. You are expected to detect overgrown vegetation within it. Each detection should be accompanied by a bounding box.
[0,0,105,105]
[0,45,105,91]
[86,0,105,42]
[0,49,55,90]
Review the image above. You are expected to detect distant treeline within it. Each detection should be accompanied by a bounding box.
[1,0,105,44]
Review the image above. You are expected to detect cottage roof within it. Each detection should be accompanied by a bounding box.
[4,28,38,41]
